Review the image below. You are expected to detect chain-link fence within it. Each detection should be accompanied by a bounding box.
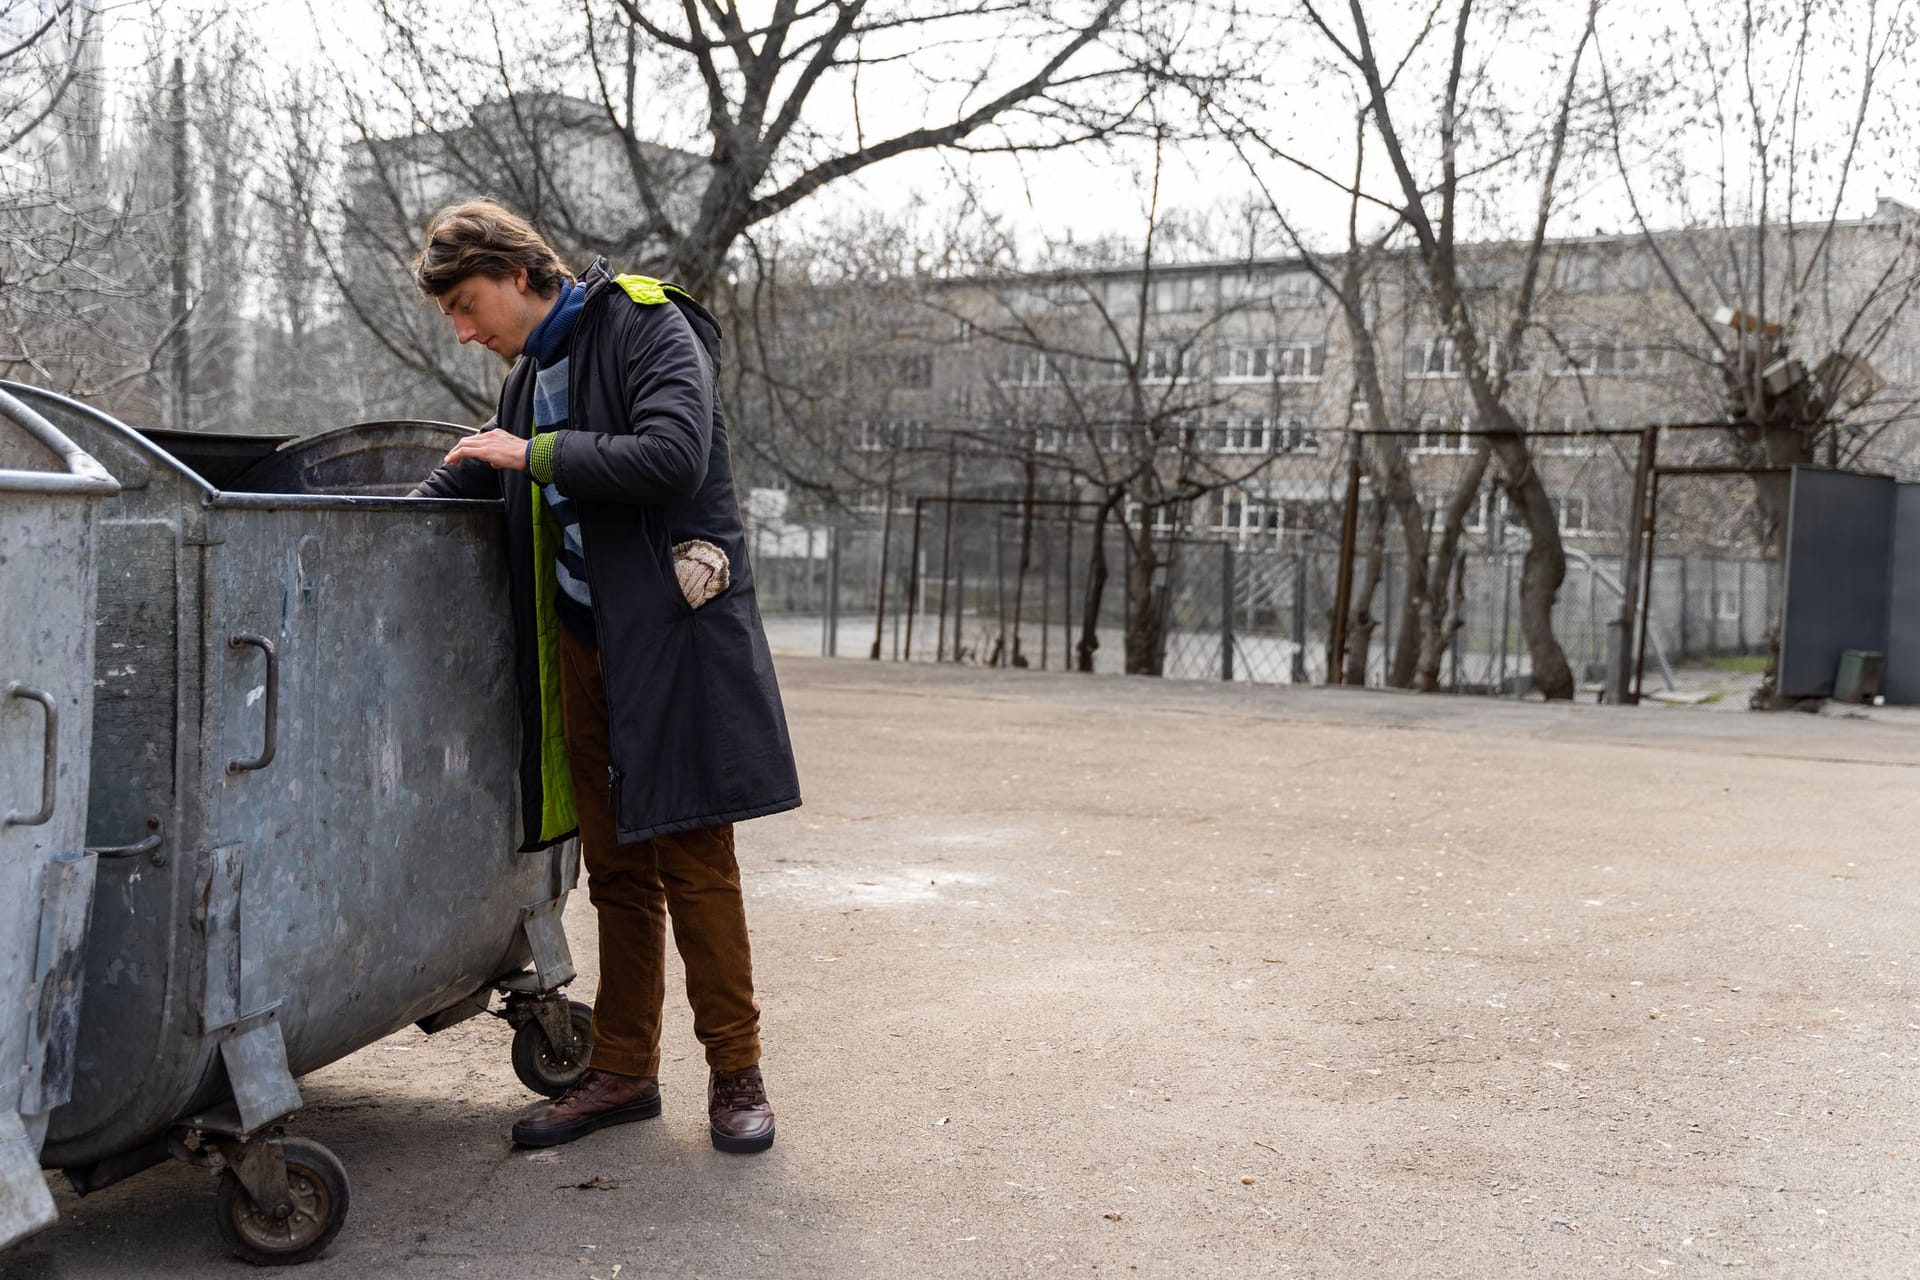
[747,432,1803,698]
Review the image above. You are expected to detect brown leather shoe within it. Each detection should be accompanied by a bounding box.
[512,1069,661,1148]
[708,1065,775,1154]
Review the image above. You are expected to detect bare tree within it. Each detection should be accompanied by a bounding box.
[0,1,124,389]
[1597,0,1920,548]
[931,147,1339,675]
[1214,0,1602,698]
[318,0,1252,418]
[1,5,278,431]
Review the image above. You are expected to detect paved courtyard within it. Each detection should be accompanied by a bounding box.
[9,659,1919,1278]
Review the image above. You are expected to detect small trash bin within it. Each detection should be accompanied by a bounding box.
[0,382,588,1265]
[0,388,117,1250]
[1834,649,1884,704]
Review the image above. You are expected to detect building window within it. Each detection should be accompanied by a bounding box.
[853,420,928,452]
[1217,413,1270,453]
[1123,499,1179,533]
[1205,489,1285,541]
[1539,414,1604,456]
[1613,344,1667,375]
[873,353,930,387]
[1490,336,1530,373]
[1278,414,1320,453]
[1000,351,1053,386]
[1275,342,1326,380]
[1149,275,1210,314]
[1219,270,1323,308]
[1556,493,1593,534]
[1552,338,1611,376]
[1552,249,1603,293]
[1218,341,1324,382]
[1272,272,1322,307]
[1406,336,1463,378]
[1218,270,1271,305]
[1553,338,1666,377]
[1415,414,1471,453]
[1221,343,1272,381]
[1464,488,1513,534]
[1144,342,1197,381]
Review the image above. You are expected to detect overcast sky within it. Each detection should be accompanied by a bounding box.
[96,0,1920,261]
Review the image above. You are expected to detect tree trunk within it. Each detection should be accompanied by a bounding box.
[1413,447,1493,691]
[1745,422,1816,553]
[1010,455,1037,667]
[1122,514,1165,676]
[1493,437,1575,699]
[1384,483,1431,689]
[1342,495,1388,684]
[1076,489,1123,673]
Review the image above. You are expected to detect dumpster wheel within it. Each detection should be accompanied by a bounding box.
[511,1000,596,1097]
[213,1136,350,1266]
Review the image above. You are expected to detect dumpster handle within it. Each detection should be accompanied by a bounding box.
[91,816,166,867]
[228,633,278,774]
[3,682,56,827]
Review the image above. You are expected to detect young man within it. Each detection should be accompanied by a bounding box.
[410,200,800,1154]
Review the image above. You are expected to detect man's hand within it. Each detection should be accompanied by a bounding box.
[443,428,529,471]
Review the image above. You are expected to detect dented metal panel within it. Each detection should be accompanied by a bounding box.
[0,382,577,1187]
[0,388,115,1249]
[20,851,98,1116]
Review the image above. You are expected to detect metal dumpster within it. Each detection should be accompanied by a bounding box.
[0,383,591,1265]
[0,389,117,1250]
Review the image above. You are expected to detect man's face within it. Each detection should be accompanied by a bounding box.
[436,269,549,361]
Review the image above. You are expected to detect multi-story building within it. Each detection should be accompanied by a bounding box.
[766,198,1920,566]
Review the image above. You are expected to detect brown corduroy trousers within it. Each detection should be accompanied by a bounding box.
[557,624,763,1078]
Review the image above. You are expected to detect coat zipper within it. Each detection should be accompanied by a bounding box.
[565,268,626,829]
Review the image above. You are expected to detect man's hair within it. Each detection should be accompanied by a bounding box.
[413,200,573,298]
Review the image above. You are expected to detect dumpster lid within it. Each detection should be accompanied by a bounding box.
[227,420,472,497]
[135,428,296,490]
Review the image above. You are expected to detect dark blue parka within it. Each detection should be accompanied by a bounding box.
[417,259,801,847]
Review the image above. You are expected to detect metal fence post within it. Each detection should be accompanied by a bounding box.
[824,527,840,658]
[1497,551,1513,695]
[1042,525,1053,671]
[1063,505,1075,672]
[1290,550,1307,684]
[1677,553,1690,662]
[1220,540,1235,682]
[1737,557,1749,652]
[993,512,1007,666]
[905,499,923,663]
[1329,448,1362,683]
[870,492,893,661]
[1449,557,1463,692]
[1708,556,1720,656]
[1381,553,1394,682]
[1612,425,1657,705]
[953,552,965,661]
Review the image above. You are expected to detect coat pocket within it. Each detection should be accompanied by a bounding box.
[671,538,730,610]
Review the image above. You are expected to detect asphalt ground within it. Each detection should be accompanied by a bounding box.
[8,659,1919,1279]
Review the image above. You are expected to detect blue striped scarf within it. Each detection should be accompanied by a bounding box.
[527,282,595,642]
